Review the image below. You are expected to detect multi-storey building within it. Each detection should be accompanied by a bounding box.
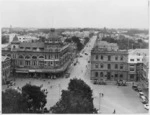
[2,29,72,78]
[128,49,149,82]
[91,40,128,82]
[2,56,11,84]
[141,56,149,89]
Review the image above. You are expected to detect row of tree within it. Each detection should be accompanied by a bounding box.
[2,84,47,113]
[2,78,97,113]
[101,35,148,50]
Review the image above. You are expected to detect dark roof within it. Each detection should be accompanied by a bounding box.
[12,35,20,43]
[19,42,44,48]
[47,29,61,42]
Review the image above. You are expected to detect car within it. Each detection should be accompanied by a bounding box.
[142,100,148,104]
[85,53,88,55]
[132,85,137,89]
[139,92,144,96]
[144,104,149,110]
[141,95,146,100]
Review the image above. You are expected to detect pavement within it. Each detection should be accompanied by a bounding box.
[2,35,148,113]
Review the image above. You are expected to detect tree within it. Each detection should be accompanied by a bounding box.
[2,35,9,44]
[22,84,47,113]
[2,89,28,113]
[50,78,97,113]
[64,38,72,43]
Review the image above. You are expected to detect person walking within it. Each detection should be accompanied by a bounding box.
[113,109,116,114]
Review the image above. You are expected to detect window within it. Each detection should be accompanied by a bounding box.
[130,68,135,71]
[120,56,123,61]
[108,64,111,69]
[137,59,140,61]
[120,74,123,78]
[108,55,111,61]
[130,64,134,67]
[13,45,16,49]
[130,59,134,61]
[100,64,103,68]
[115,56,118,60]
[95,64,99,68]
[95,72,98,77]
[115,74,118,78]
[120,64,123,69]
[33,47,37,51]
[32,56,37,59]
[100,72,103,77]
[18,55,24,59]
[39,56,44,59]
[25,55,30,59]
[115,64,118,69]
[95,55,98,60]
[101,55,103,60]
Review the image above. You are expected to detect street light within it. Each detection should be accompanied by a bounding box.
[99,93,102,114]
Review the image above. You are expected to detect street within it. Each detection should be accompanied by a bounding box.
[2,35,148,113]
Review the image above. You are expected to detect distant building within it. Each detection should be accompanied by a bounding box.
[2,56,11,84]
[2,29,72,78]
[91,40,128,82]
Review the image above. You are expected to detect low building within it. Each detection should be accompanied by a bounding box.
[2,56,11,84]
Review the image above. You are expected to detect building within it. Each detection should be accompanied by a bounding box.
[128,49,149,81]
[128,55,143,81]
[2,56,11,84]
[91,40,128,83]
[2,29,72,78]
[141,56,149,89]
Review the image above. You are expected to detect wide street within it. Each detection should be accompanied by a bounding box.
[2,35,148,114]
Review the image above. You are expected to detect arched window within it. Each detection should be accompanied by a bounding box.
[95,72,98,77]
[18,55,24,59]
[39,56,44,59]
[32,56,37,59]
[7,54,11,57]
[100,72,103,77]
[25,55,30,59]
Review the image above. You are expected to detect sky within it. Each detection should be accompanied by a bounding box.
[0,0,149,29]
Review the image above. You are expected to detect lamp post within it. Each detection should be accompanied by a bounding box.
[98,93,102,114]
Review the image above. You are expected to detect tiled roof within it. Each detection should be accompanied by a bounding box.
[19,42,44,48]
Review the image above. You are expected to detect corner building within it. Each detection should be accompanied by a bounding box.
[2,29,72,78]
[91,40,128,82]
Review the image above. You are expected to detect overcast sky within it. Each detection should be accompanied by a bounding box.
[1,0,149,29]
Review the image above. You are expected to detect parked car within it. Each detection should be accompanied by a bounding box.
[141,99,148,104]
[141,95,146,100]
[132,85,137,89]
[85,53,88,55]
[139,92,144,97]
[144,104,149,110]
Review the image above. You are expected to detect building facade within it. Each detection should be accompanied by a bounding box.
[91,40,128,82]
[141,56,149,89]
[2,56,11,84]
[2,29,72,78]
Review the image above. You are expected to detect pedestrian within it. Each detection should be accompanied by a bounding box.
[113,109,116,114]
